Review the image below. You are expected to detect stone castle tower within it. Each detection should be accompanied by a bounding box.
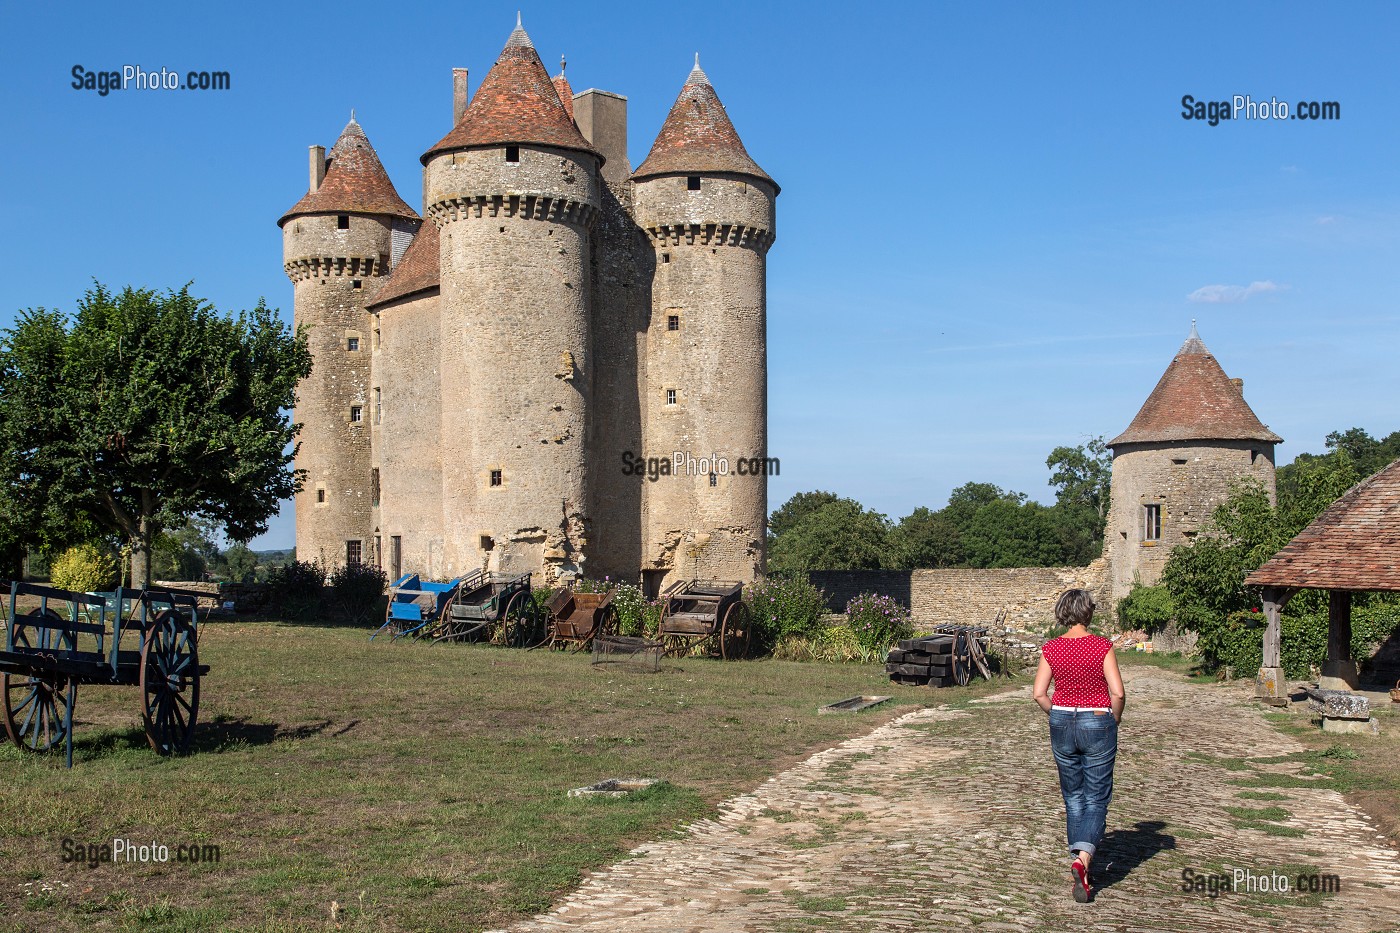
[279,19,776,591]
[1103,323,1282,601]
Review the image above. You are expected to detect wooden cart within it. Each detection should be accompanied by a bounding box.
[1,582,210,767]
[430,570,544,647]
[545,588,617,651]
[372,574,463,641]
[655,579,751,659]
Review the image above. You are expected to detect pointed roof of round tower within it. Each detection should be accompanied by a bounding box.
[632,54,776,191]
[1109,322,1282,447]
[279,114,419,227]
[366,220,440,310]
[420,16,599,165]
[552,56,575,122]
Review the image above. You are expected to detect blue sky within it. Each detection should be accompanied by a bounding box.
[3,1,1397,550]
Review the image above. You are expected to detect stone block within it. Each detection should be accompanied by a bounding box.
[1321,716,1379,736]
[1255,666,1287,701]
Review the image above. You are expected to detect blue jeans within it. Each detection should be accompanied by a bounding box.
[1049,709,1118,858]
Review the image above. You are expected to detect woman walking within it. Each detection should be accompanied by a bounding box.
[1032,589,1125,903]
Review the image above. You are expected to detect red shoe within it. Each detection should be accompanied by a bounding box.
[1071,860,1091,903]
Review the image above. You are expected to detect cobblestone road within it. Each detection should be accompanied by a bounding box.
[498,667,1400,933]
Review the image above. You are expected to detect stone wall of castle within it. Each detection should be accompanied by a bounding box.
[1103,440,1276,602]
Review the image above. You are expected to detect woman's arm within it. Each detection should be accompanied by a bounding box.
[1032,655,1053,713]
[1104,648,1126,722]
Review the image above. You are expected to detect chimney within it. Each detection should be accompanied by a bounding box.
[309,145,326,192]
[1230,377,1244,395]
[573,89,629,188]
[453,68,469,125]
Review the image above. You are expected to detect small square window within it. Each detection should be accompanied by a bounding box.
[505,146,520,163]
[686,176,701,191]
[480,535,494,551]
[1143,504,1162,542]
[661,253,671,264]
[709,472,717,487]
[667,315,680,331]
[346,540,362,566]
[347,336,360,351]
[352,279,362,290]
[350,406,363,423]
[490,469,503,487]
[666,388,676,406]
[337,214,350,230]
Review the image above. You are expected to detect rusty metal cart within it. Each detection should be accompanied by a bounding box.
[545,588,617,651]
[1,582,210,767]
[431,570,544,647]
[655,579,751,659]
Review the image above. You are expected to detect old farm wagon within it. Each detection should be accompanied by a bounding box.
[1,582,210,766]
[372,574,463,641]
[545,587,618,651]
[429,570,545,647]
[656,579,751,659]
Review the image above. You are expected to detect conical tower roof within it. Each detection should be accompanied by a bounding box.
[366,220,440,310]
[279,115,418,227]
[421,17,598,164]
[1109,323,1282,447]
[552,56,575,121]
[633,55,776,190]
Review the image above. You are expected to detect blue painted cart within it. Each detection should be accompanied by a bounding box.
[371,574,463,641]
[0,581,210,767]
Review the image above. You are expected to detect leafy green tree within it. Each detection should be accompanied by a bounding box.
[152,516,221,581]
[887,506,962,569]
[223,542,258,584]
[1046,436,1112,520]
[768,490,841,541]
[0,283,311,586]
[767,498,891,573]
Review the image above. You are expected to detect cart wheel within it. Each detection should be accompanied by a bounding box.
[970,635,992,681]
[598,604,619,639]
[950,631,972,687]
[140,610,200,756]
[659,633,692,658]
[720,602,752,660]
[3,624,77,754]
[503,593,546,649]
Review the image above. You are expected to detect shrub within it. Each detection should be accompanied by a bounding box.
[49,543,117,593]
[747,574,829,654]
[611,582,662,638]
[1117,584,1175,632]
[846,592,914,654]
[329,562,388,626]
[266,558,326,619]
[1197,609,1264,677]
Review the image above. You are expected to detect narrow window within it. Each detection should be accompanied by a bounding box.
[686,176,701,191]
[1249,448,1259,464]
[316,488,326,503]
[666,388,676,406]
[373,325,381,350]
[667,315,680,331]
[370,467,380,506]
[661,253,671,264]
[352,279,362,290]
[390,535,402,581]
[480,535,495,551]
[347,336,360,351]
[346,540,362,566]
[505,146,520,163]
[490,469,503,487]
[337,214,350,230]
[374,535,382,568]
[709,472,718,487]
[350,405,363,423]
[1171,458,1186,465]
[374,387,382,424]
[1143,504,1162,542]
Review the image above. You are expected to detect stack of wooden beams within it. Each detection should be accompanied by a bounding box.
[886,635,955,687]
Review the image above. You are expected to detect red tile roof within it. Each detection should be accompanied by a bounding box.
[552,65,575,122]
[1246,458,1400,592]
[279,117,418,227]
[633,57,776,190]
[366,220,440,309]
[421,21,598,165]
[1109,326,1281,447]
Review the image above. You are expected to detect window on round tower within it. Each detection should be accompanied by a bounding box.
[505,146,520,163]
[686,176,701,191]
[337,214,350,230]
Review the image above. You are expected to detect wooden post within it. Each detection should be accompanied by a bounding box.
[1256,585,1292,703]
[1320,589,1359,689]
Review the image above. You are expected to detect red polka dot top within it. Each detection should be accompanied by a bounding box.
[1042,634,1113,708]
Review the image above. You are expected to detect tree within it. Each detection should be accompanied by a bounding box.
[887,506,962,569]
[767,498,891,573]
[1045,436,1112,520]
[223,543,258,584]
[768,490,842,541]
[0,283,311,586]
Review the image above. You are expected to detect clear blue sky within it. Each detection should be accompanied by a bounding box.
[3,1,1397,550]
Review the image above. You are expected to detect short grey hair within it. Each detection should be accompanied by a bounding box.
[1055,589,1096,628]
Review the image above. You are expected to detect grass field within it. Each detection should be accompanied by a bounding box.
[0,620,1011,932]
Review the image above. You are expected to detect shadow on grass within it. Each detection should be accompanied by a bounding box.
[67,714,358,760]
[1094,820,1177,890]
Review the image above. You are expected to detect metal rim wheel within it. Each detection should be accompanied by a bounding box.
[720,602,752,660]
[659,633,692,658]
[140,609,200,756]
[951,631,971,687]
[598,604,618,640]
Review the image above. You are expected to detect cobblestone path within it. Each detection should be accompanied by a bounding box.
[498,667,1400,933]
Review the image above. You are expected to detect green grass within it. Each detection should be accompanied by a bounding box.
[0,620,975,932]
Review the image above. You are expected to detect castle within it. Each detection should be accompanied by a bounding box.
[279,19,777,590]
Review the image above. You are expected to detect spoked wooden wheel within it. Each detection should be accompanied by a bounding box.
[719,602,752,660]
[950,631,972,686]
[140,610,200,756]
[3,610,78,754]
[502,593,547,649]
[659,633,693,658]
[969,635,992,680]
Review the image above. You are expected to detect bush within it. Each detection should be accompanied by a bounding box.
[1117,584,1175,632]
[329,562,388,626]
[611,582,662,638]
[846,592,914,654]
[1197,609,1264,676]
[771,624,885,663]
[747,574,829,654]
[49,543,117,592]
[266,558,326,619]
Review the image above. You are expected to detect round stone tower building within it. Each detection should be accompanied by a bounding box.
[421,20,602,580]
[279,117,420,568]
[632,58,778,586]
